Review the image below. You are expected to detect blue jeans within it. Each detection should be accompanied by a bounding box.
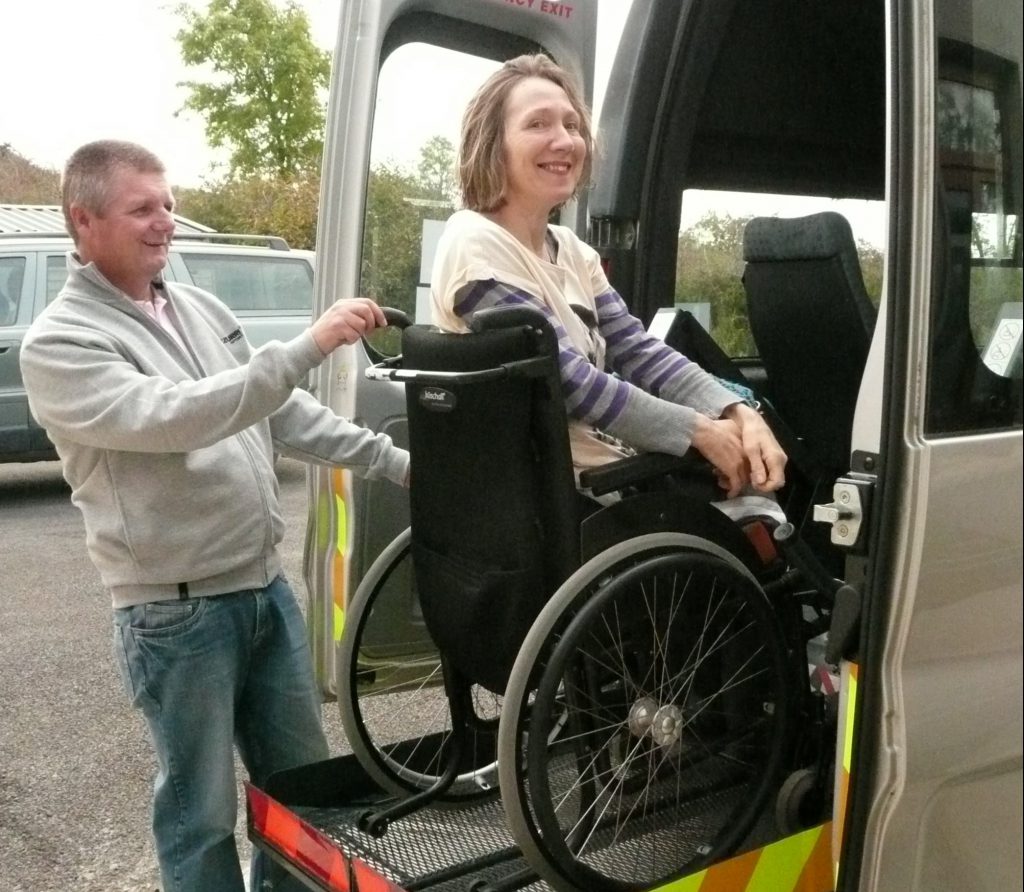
[114,576,330,892]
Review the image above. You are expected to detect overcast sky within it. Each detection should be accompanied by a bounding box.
[1,1,882,245]
[1,0,632,188]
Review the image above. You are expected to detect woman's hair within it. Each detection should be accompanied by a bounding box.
[62,140,165,244]
[459,53,595,212]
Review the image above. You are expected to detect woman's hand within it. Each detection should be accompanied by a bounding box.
[721,402,787,492]
[690,415,750,497]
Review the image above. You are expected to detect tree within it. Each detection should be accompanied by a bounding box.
[0,145,60,204]
[176,171,320,249]
[676,212,754,355]
[415,136,459,206]
[361,162,423,314]
[175,0,330,178]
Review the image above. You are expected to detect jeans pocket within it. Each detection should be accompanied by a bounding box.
[130,598,205,635]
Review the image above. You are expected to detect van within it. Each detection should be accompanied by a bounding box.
[0,205,315,463]
[285,1,1022,890]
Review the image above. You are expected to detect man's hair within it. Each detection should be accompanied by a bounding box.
[62,140,166,244]
[459,53,595,213]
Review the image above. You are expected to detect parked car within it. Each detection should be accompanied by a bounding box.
[0,205,314,463]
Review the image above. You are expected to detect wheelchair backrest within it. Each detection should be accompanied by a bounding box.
[400,314,580,691]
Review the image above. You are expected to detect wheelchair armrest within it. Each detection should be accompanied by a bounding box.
[579,450,714,498]
[469,304,549,333]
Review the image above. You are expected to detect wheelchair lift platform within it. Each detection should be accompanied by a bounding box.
[246,750,835,892]
[247,752,552,891]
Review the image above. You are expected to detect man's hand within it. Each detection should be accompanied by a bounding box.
[721,402,787,492]
[310,298,387,354]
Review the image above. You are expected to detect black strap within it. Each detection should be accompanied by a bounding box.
[178,582,189,599]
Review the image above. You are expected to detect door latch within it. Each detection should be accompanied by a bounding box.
[813,477,873,551]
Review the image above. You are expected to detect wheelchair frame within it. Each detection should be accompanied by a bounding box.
[329,308,841,892]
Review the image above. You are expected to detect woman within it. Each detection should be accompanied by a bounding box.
[431,53,786,505]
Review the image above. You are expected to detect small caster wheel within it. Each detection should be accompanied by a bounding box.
[775,767,825,833]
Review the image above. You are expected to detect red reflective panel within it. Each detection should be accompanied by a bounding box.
[352,857,406,892]
[246,783,353,892]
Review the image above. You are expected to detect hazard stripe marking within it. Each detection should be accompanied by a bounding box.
[746,824,824,891]
[647,824,833,891]
[332,485,348,642]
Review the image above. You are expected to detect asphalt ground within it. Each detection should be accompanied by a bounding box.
[0,458,348,892]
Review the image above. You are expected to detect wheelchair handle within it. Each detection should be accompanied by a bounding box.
[380,307,413,329]
[366,354,551,385]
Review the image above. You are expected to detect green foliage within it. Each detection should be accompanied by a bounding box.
[856,240,884,304]
[176,171,320,249]
[360,163,428,315]
[675,212,755,356]
[175,0,330,178]
[361,138,458,311]
[416,136,459,205]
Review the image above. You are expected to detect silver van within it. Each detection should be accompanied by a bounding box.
[297,1,1022,890]
[0,205,314,463]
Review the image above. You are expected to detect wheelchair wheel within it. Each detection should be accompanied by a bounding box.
[499,533,793,892]
[338,528,501,801]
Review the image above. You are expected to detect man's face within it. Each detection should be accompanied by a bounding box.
[73,167,176,300]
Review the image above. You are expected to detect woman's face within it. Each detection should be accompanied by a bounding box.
[500,76,587,217]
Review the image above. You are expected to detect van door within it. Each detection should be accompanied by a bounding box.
[589,0,1020,887]
[310,0,598,699]
[838,1,1023,889]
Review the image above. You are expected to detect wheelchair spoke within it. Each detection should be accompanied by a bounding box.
[339,536,503,802]
[514,548,793,891]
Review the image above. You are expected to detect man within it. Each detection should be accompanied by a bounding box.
[19,140,409,892]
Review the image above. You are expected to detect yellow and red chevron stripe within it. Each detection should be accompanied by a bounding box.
[832,660,859,884]
[331,467,349,643]
[648,822,834,892]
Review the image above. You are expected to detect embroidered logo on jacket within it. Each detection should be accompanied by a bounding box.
[221,328,243,344]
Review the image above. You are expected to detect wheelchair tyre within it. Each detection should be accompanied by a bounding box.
[338,528,501,801]
[498,533,793,892]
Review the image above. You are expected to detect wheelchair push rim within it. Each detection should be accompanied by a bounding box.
[498,533,794,892]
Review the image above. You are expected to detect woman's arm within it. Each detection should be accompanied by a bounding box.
[453,280,703,456]
[593,288,787,492]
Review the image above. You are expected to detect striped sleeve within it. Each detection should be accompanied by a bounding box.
[595,290,692,395]
[594,289,741,419]
[453,280,633,428]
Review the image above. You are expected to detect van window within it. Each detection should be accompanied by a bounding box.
[0,256,26,325]
[178,254,313,313]
[675,190,886,358]
[360,43,501,355]
[926,14,1023,433]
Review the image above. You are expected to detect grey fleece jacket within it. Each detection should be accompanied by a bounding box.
[20,255,409,608]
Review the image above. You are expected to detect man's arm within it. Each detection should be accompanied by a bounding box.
[268,389,409,487]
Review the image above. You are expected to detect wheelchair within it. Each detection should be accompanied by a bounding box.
[338,306,839,892]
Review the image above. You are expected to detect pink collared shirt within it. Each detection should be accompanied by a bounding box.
[139,291,186,350]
